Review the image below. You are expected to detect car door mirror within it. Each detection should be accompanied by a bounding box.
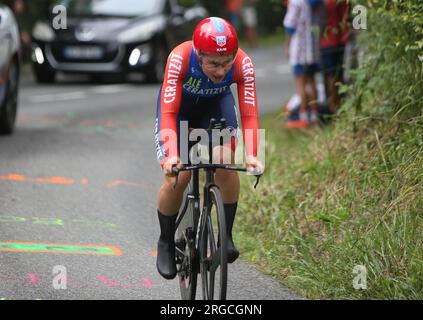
[171,6,186,26]
[171,6,185,18]
[184,7,207,22]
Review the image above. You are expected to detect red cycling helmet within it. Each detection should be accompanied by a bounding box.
[193,17,239,59]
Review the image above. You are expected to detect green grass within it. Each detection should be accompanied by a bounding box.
[235,0,423,299]
[240,30,286,49]
[236,113,423,299]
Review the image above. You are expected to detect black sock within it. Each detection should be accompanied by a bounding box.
[224,203,238,237]
[157,210,177,243]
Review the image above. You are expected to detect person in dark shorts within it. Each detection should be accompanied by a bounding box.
[320,0,350,113]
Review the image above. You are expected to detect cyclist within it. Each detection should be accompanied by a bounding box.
[154,17,264,280]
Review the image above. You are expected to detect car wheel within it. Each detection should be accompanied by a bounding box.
[0,60,19,135]
[145,43,167,84]
[34,68,56,84]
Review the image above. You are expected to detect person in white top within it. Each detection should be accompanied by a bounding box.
[284,0,322,128]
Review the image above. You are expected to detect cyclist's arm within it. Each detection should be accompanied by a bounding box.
[159,41,190,163]
[233,49,260,158]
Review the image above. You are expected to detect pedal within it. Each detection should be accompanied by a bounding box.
[175,238,186,250]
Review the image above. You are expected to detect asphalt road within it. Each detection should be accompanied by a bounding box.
[0,45,299,300]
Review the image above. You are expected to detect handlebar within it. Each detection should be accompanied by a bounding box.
[172,164,262,189]
[171,118,262,189]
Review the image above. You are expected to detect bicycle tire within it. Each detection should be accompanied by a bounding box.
[200,185,228,300]
[175,181,198,300]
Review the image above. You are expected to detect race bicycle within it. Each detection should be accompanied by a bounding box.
[173,118,261,300]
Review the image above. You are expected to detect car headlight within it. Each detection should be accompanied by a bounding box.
[33,22,56,42]
[117,18,164,44]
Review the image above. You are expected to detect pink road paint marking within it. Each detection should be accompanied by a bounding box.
[0,273,153,289]
[97,276,153,289]
[103,120,114,128]
[142,278,153,289]
[81,119,94,126]
[27,273,39,284]
[107,180,148,189]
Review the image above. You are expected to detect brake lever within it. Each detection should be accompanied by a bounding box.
[254,175,262,189]
[172,167,180,189]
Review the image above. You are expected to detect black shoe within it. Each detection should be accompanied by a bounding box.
[226,237,240,264]
[156,211,177,280]
[225,203,239,264]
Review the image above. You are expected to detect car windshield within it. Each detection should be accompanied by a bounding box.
[56,0,163,18]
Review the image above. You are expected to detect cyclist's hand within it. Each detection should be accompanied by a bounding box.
[162,156,183,177]
[246,156,264,176]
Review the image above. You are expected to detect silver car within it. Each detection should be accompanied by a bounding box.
[0,4,20,135]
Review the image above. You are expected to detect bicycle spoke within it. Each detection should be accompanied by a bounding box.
[209,248,222,273]
[207,215,217,254]
[209,268,215,300]
[176,181,198,300]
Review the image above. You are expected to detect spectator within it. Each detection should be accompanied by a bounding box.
[225,0,243,33]
[242,0,258,48]
[320,0,350,113]
[284,0,323,128]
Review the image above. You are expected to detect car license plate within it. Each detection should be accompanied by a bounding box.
[63,46,104,59]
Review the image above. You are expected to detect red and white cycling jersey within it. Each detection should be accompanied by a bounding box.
[158,41,259,160]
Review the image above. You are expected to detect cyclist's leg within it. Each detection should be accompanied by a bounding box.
[200,93,240,263]
[155,87,193,215]
[155,88,192,279]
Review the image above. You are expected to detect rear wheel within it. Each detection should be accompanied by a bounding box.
[200,186,227,300]
[0,60,19,135]
[176,181,198,300]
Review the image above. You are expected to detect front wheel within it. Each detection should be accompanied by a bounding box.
[200,186,228,300]
[176,181,198,300]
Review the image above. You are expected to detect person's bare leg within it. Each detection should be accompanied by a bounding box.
[156,171,191,279]
[214,146,240,262]
[295,75,308,110]
[306,74,318,109]
[157,171,191,216]
[294,75,310,126]
[326,74,338,113]
[305,74,319,124]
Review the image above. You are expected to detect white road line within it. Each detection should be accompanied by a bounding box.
[90,85,131,94]
[276,64,291,75]
[29,91,87,103]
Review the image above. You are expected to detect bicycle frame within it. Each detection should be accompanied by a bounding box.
[174,118,262,300]
[174,164,258,262]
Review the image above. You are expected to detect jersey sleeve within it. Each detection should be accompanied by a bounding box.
[233,49,260,158]
[159,41,190,161]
